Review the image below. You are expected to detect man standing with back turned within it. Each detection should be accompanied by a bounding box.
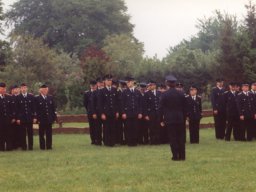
[160,75,186,161]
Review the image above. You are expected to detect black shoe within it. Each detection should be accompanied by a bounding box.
[172,156,179,161]
[95,142,102,146]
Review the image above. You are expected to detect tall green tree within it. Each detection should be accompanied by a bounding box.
[0,0,12,68]
[0,35,82,110]
[5,0,134,55]
[102,34,144,78]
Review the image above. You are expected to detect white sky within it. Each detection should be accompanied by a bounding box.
[2,0,249,58]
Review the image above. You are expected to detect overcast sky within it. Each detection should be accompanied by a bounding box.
[2,0,248,58]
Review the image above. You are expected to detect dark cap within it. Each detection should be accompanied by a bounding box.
[119,80,127,86]
[11,85,19,90]
[251,82,256,86]
[165,75,177,82]
[112,79,119,86]
[148,80,156,85]
[40,84,48,88]
[229,82,236,86]
[242,82,250,86]
[176,82,184,88]
[216,78,224,82]
[139,82,148,88]
[89,80,97,85]
[158,83,166,89]
[20,83,27,87]
[104,74,113,80]
[189,85,197,90]
[96,77,103,83]
[0,82,6,88]
[125,76,135,81]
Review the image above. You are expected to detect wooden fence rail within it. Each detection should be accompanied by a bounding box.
[40,110,214,134]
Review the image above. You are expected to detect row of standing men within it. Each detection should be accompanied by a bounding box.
[0,83,57,151]
[211,79,256,141]
[84,75,203,148]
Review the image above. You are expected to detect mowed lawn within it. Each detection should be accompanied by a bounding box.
[1,129,256,192]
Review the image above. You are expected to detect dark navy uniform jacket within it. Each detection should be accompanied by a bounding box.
[121,88,142,118]
[83,90,95,116]
[16,93,36,123]
[97,87,119,117]
[211,87,226,112]
[35,95,57,124]
[159,88,186,124]
[144,90,161,117]
[223,91,239,119]
[236,92,256,120]
[185,95,202,120]
[0,94,16,121]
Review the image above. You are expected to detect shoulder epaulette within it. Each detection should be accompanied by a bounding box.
[238,92,242,95]
[197,95,202,98]
[28,93,34,95]
[185,95,189,98]
[224,91,229,94]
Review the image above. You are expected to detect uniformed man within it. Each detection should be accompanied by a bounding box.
[145,80,161,145]
[157,83,169,144]
[98,75,119,147]
[116,80,127,145]
[250,82,256,139]
[236,83,256,141]
[83,80,98,145]
[90,77,105,146]
[138,82,149,145]
[121,76,142,146]
[159,75,186,161]
[211,78,226,139]
[35,84,57,150]
[224,82,240,141]
[186,86,202,144]
[0,83,16,151]
[10,85,20,149]
[16,83,37,150]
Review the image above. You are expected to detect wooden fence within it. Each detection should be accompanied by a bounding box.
[36,110,214,134]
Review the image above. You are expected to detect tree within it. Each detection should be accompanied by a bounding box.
[80,45,110,85]
[0,35,82,110]
[102,34,144,78]
[5,0,134,55]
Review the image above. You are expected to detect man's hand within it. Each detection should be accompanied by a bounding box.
[116,113,119,119]
[145,116,150,121]
[11,119,16,124]
[240,115,245,121]
[101,114,107,121]
[138,114,143,119]
[122,114,127,120]
[92,114,97,119]
[213,110,218,115]
[160,122,165,127]
[16,120,21,125]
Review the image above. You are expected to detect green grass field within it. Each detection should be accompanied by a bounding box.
[1,129,256,192]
